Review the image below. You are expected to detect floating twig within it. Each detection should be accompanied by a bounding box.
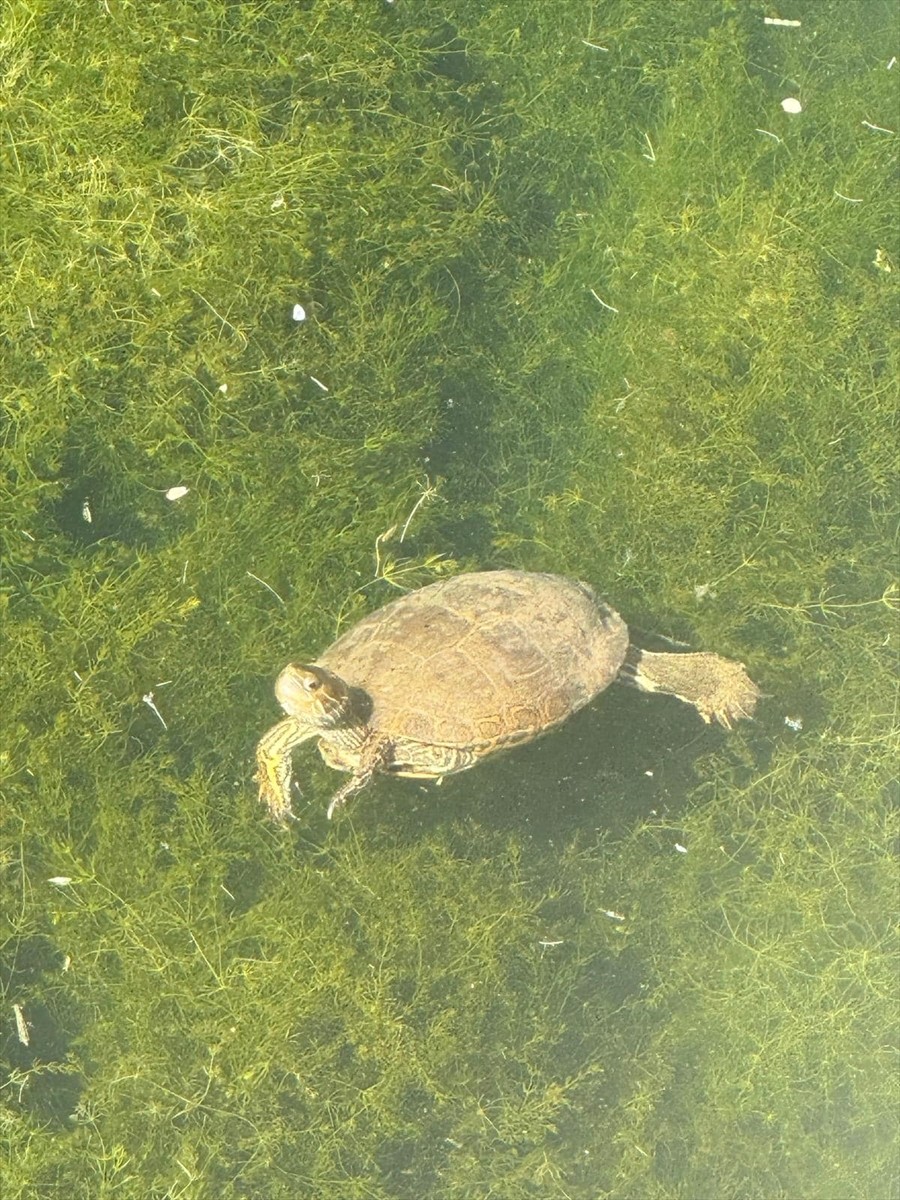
[247,571,286,607]
[589,288,618,313]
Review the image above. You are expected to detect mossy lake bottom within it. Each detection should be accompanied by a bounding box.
[1,1,898,1197]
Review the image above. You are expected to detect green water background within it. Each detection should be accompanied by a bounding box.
[2,1,898,1196]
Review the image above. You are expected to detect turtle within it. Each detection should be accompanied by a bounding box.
[255,569,761,823]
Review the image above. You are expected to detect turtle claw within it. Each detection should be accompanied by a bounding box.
[257,778,296,826]
[327,765,377,819]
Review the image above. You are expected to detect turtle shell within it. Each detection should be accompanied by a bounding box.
[316,569,628,756]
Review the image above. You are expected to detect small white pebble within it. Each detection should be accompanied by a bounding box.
[674,843,688,855]
[48,876,73,886]
[292,304,307,322]
[781,97,803,114]
[165,486,189,501]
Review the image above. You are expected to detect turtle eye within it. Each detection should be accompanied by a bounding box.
[304,677,321,692]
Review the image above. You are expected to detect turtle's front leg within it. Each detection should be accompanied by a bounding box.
[254,716,313,824]
[326,733,392,819]
[326,773,370,820]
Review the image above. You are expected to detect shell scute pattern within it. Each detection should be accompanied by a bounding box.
[317,571,628,751]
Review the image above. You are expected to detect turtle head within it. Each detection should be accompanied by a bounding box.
[274,663,355,730]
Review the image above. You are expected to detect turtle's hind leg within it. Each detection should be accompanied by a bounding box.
[620,647,761,729]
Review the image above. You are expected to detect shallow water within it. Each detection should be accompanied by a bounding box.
[2,1,898,1197]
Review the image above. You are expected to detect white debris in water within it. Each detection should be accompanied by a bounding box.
[784,715,804,732]
[142,691,169,730]
[292,303,307,322]
[165,486,189,501]
[781,97,803,114]
[14,1004,29,1046]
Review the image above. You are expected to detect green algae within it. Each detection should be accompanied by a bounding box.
[2,1,898,1197]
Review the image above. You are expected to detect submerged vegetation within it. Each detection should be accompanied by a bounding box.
[2,0,897,1196]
